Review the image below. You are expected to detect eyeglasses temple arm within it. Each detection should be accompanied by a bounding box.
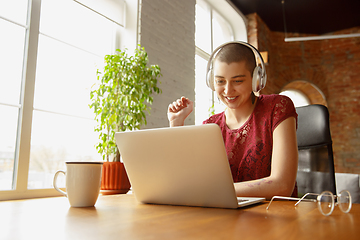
[294,193,318,206]
[266,196,301,210]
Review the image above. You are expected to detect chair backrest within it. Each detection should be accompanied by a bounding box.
[335,173,360,204]
[295,104,337,197]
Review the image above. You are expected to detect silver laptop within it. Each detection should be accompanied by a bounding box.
[115,124,265,209]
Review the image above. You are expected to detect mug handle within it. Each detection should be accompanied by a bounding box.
[53,170,67,197]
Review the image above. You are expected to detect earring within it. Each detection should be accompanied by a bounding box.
[251,92,255,104]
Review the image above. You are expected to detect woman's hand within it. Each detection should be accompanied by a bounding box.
[167,97,194,127]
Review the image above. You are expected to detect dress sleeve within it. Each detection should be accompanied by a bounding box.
[272,95,298,130]
[202,112,223,125]
[202,118,210,125]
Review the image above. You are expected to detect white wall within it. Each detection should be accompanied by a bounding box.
[139,0,196,128]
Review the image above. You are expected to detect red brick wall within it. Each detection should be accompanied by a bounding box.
[247,13,360,174]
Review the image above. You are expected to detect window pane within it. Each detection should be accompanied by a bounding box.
[0,19,26,105]
[195,55,212,125]
[0,1,28,191]
[28,111,101,189]
[75,0,126,26]
[33,35,102,119]
[40,0,114,56]
[195,1,211,54]
[0,105,19,190]
[213,95,226,114]
[280,90,310,107]
[212,10,233,49]
[0,0,28,25]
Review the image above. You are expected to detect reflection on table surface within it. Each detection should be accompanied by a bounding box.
[0,194,359,240]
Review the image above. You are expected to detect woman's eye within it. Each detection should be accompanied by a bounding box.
[234,80,243,83]
[215,79,225,84]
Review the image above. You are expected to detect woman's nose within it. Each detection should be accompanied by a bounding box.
[224,82,233,94]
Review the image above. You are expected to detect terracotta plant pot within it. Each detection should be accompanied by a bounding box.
[101,162,131,194]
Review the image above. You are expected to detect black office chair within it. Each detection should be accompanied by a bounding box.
[295,104,337,197]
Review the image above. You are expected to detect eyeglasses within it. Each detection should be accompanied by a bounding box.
[266,190,352,216]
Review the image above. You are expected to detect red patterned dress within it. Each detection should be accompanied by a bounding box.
[203,94,298,197]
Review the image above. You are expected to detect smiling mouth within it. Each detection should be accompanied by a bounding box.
[225,96,237,100]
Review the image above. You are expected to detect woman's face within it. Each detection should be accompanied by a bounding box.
[213,60,253,110]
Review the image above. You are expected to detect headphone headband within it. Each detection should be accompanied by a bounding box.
[206,41,267,93]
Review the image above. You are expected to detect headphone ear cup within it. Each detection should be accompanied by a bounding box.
[252,66,262,93]
[206,69,215,91]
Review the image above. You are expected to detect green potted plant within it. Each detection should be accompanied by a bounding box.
[90,45,162,194]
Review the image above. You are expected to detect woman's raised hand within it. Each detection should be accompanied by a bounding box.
[167,96,194,127]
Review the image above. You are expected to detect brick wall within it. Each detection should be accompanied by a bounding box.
[248,13,360,174]
[139,0,196,128]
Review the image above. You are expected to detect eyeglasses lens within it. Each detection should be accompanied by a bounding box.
[318,192,334,216]
[338,190,352,213]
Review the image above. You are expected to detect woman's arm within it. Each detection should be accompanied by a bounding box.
[234,117,298,200]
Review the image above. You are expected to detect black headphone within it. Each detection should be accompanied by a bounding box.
[206,41,267,93]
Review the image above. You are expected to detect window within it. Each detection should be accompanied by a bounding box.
[195,0,247,125]
[0,0,29,191]
[0,0,132,200]
[280,90,310,107]
[195,1,212,55]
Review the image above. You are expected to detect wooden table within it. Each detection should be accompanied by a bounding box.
[1,194,359,240]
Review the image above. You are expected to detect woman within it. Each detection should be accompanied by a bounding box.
[168,42,298,199]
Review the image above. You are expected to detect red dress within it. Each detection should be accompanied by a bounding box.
[203,94,298,197]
